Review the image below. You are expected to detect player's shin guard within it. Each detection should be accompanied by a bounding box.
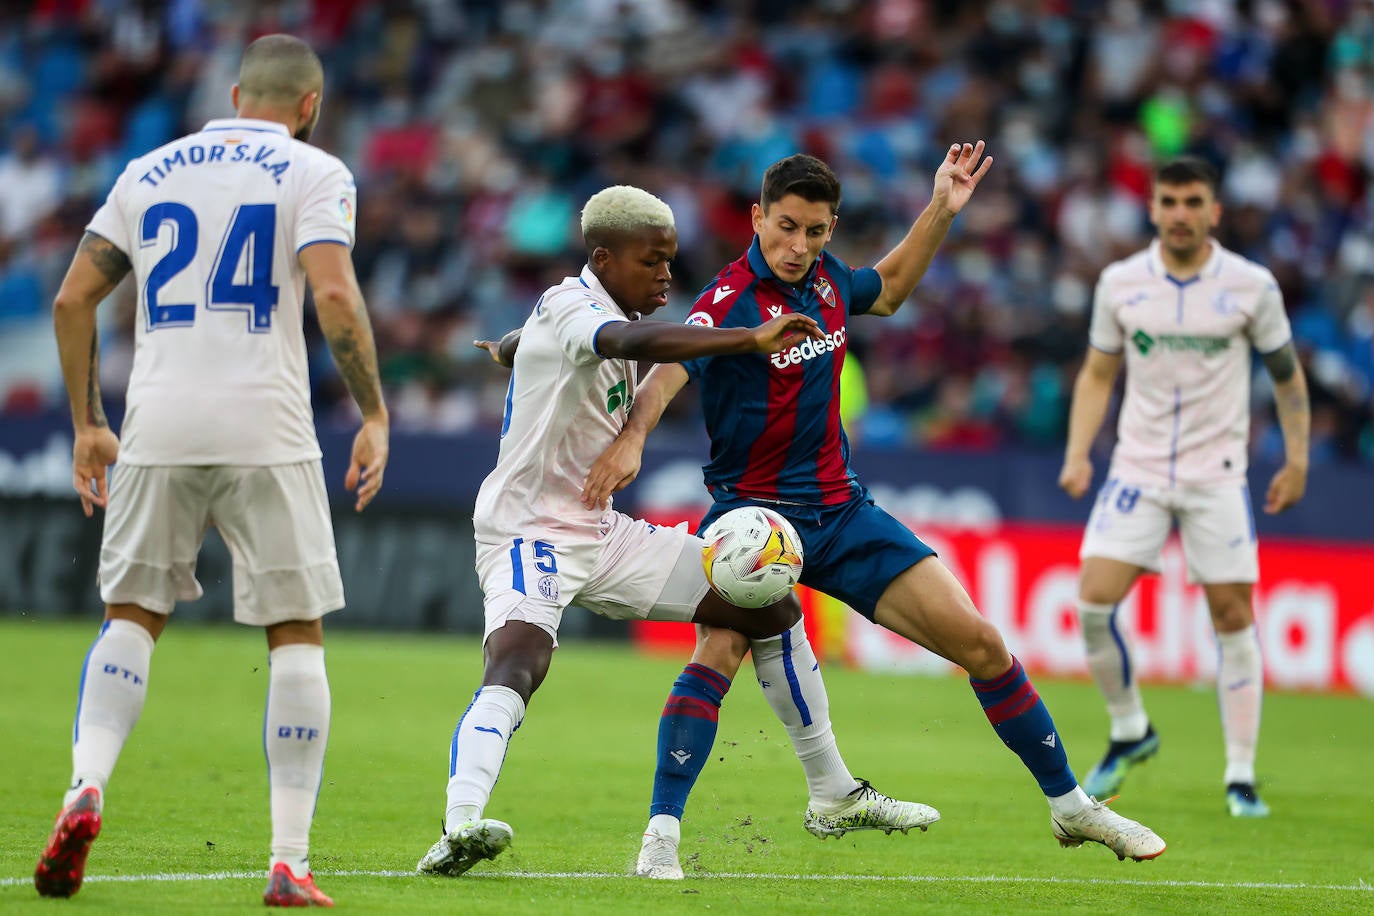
[650,663,729,819]
[970,657,1077,797]
[68,619,155,805]
[1079,601,1149,741]
[445,685,525,833]
[264,644,330,874]
[750,619,856,802]
[1216,625,1263,786]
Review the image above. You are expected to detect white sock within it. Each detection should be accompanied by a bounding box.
[445,685,525,834]
[264,644,331,874]
[1078,601,1149,741]
[1216,625,1263,786]
[1048,785,1092,818]
[67,618,155,807]
[750,619,857,805]
[645,813,680,842]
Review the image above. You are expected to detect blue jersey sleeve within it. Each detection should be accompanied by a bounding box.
[848,266,882,315]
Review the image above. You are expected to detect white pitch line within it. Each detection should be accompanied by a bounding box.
[2,870,1371,892]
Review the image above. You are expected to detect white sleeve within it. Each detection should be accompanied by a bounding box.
[1248,274,1292,354]
[546,290,627,365]
[295,156,356,252]
[85,167,133,256]
[1087,275,1123,353]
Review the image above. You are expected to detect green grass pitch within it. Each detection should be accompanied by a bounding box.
[1,617,1370,914]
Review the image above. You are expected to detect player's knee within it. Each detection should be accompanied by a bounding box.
[693,626,752,673]
[481,622,555,703]
[958,618,1012,679]
[1209,600,1253,633]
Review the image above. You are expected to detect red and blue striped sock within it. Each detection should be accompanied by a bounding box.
[649,663,730,819]
[970,657,1077,797]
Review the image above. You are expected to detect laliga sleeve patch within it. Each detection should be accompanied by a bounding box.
[685,311,714,327]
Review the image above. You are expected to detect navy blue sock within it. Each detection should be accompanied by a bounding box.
[970,657,1077,797]
[649,663,730,819]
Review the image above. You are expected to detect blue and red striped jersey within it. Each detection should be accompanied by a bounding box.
[681,236,882,506]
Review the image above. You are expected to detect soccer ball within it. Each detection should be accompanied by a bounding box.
[700,506,804,609]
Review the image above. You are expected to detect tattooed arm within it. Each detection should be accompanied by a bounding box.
[1260,341,1310,514]
[54,232,128,429]
[299,241,390,511]
[53,232,130,514]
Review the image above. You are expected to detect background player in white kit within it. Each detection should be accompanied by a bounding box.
[36,35,389,906]
[416,185,823,878]
[1059,156,1310,818]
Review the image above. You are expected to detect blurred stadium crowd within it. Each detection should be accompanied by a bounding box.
[3,0,1374,464]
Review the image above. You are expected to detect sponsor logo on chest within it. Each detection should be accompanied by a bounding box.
[771,326,847,368]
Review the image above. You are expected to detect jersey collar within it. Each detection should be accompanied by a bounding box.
[1148,237,1223,282]
[201,117,292,137]
[578,265,630,318]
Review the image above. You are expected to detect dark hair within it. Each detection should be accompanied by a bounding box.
[1154,156,1220,194]
[761,154,842,214]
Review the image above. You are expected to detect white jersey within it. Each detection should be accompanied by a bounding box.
[87,118,357,465]
[473,266,634,543]
[1090,239,1291,488]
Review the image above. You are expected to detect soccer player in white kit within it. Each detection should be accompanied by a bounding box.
[415,185,824,878]
[1059,157,1310,818]
[36,35,389,906]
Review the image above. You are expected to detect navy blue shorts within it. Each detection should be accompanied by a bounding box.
[699,493,936,620]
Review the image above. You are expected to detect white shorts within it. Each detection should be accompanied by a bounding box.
[99,463,344,625]
[1079,474,1259,584]
[474,512,709,647]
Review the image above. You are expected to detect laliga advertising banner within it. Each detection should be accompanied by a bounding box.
[633,516,1374,697]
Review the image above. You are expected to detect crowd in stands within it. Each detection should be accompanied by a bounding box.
[3,0,1374,465]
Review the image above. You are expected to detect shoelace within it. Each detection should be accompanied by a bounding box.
[847,779,883,802]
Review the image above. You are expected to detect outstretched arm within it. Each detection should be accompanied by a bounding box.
[581,362,690,509]
[477,311,819,367]
[868,141,993,317]
[300,242,390,511]
[474,328,522,368]
[53,232,129,516]
[595,312,821,363]
[1058,347,1123,499]
[1260,342,1309,513]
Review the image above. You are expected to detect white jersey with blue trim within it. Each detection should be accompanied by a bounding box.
[474,266,634,543]
[1089,238,1291,488]
[86,117,356,465]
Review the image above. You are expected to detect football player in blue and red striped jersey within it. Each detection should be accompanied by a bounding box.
[582,146,1167,877]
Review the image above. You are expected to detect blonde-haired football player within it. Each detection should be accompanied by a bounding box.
[1060,156,1310,818]
[414,186,824,877]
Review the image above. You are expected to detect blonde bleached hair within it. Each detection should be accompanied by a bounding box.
[581,185,675,251]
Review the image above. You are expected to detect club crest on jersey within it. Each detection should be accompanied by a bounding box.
[813,277,836,308]
[685,311,714,327]
[538,575,559,601]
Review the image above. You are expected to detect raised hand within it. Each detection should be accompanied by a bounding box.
[932,140,993,217]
